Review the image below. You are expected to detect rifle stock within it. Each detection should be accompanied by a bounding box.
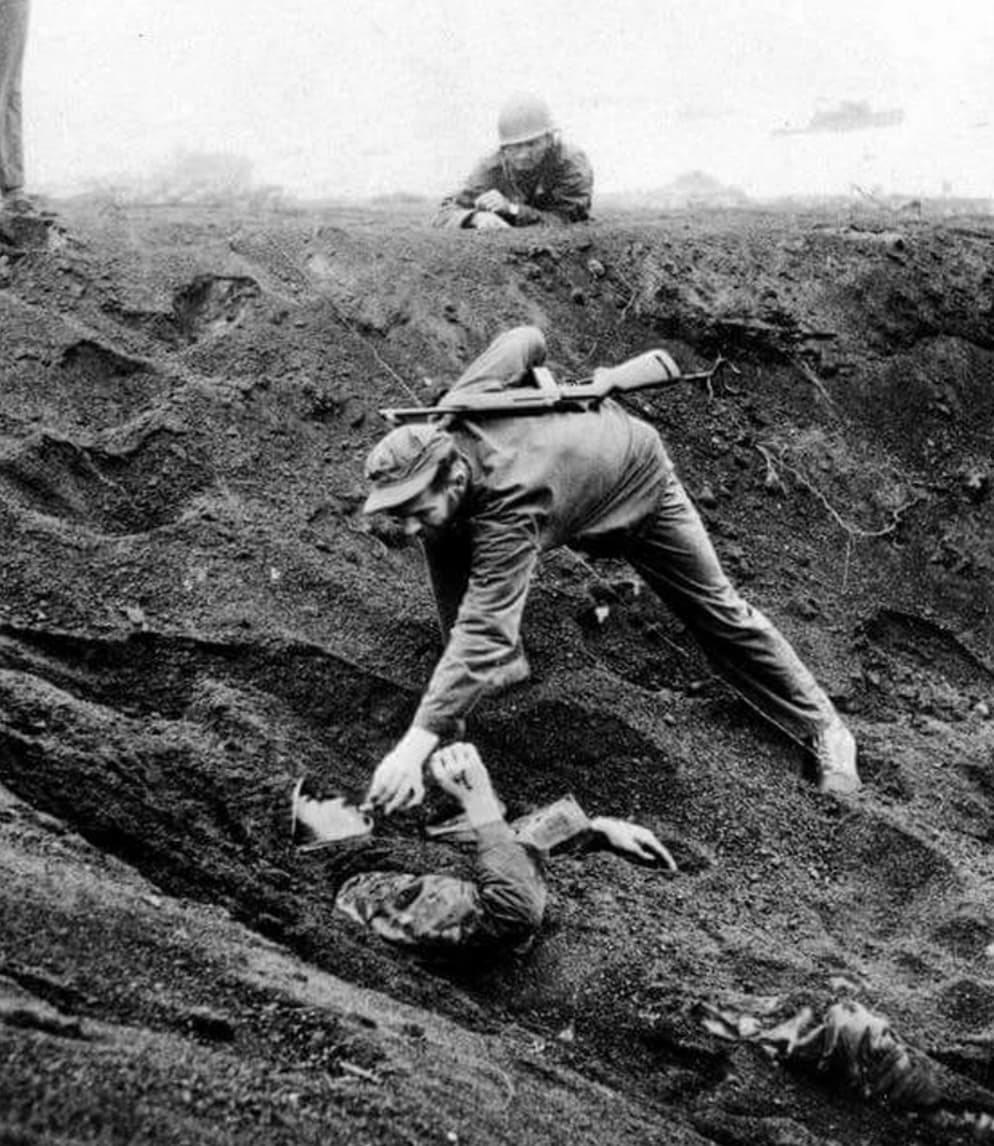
[585,348,681,398]
[380,350,729,424]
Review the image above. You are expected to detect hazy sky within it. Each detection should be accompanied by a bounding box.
[25,0,994,201]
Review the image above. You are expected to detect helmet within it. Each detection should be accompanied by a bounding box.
[362,423,456,515]
[497,94,556,146]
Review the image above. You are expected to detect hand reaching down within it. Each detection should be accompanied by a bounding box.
[365,727,439,815]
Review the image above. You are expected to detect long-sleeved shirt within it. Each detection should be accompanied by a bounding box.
[412,389,673,737]
[434,140,593,229]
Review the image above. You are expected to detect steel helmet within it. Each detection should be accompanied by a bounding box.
[497,94,556,146]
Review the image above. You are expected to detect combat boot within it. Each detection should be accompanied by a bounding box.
[811,717,861,795]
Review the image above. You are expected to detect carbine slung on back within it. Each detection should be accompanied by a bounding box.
[379,351,733,425]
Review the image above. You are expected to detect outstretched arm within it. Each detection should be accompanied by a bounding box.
[434,155,508,229]
[588,815,678,872]
[431,743,547,940]
[366,516,540,813]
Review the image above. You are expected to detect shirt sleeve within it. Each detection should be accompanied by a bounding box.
[472,820,548,943]
[413,513,540,736]
[433,155,503,229]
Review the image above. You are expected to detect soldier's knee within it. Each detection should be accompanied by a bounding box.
[506,325,547,365]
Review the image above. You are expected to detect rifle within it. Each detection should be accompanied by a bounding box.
[379,350,734,425]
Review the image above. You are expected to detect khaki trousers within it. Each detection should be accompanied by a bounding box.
[621,474,836,744]
[0,0,29,194]
[447,327,839,746]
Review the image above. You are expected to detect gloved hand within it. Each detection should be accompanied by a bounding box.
[365,726,439,815]
[474,189,512,214]
[429,742,504,828]
[470,210,511,231]
[589,816,677,871]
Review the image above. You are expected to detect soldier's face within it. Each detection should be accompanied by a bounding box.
[391,477,465,536]
[502,134,552,175]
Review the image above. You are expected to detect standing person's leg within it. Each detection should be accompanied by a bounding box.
[622,472,859,792]
[444,326,547,399]
[0,0,29,203]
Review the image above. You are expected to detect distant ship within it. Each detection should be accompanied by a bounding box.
[774,101,905,135]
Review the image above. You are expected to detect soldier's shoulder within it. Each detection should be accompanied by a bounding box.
[555,140,593,177]
[558,140,592,165]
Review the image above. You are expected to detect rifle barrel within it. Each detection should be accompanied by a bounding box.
[379,358,730,424]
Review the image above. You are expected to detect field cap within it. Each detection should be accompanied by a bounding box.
[363,423,456,514]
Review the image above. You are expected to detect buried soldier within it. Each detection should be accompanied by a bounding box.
[361,326,861,815]
[698,995,994,1138]
[293,741,675,953]
[434,93,592,231]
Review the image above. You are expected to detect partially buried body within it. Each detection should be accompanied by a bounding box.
[292,742,676,955]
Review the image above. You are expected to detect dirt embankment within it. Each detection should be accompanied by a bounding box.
[1,201,994,1145]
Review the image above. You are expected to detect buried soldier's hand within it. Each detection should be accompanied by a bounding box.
[588,816,678,871]
[474,189,512,214]
[470,210,511,231]
[365,727,439,815]
[429,742,504,828]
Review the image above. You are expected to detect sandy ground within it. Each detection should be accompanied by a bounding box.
[1,198,994,1144]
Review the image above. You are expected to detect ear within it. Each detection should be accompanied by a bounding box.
[449,458,470,493]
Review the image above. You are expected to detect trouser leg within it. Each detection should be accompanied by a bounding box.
[448,326,547,395]
[0,0,29,195]
[621,472,837,745]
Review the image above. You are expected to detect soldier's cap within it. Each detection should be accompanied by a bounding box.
[362,423,457,515]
